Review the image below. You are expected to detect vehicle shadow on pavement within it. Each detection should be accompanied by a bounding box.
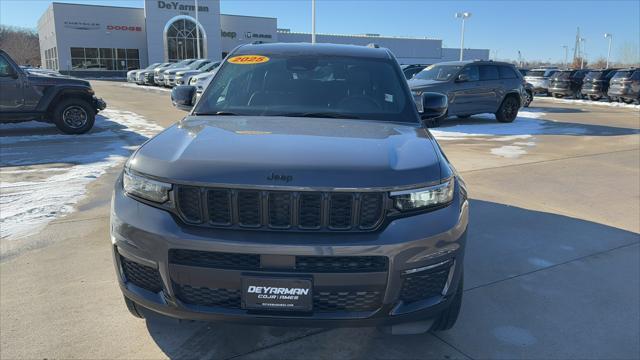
[0,115,150,168]
[141,200,639,360]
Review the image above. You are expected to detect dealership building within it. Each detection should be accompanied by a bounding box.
[37,0,490,74]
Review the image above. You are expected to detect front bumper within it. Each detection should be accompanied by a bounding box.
[93,96,107,112]
[111,176,468,327]
[525,79,550,93]
[165,75,176,87]
[581,87,604,97]
[154,75,164,85]
[608,86,638,99]
[549,87,574,95]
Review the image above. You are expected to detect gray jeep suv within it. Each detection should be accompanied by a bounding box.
[111,43,468,334]
[408,60,526,127]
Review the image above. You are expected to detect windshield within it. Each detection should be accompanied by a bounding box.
[413,64,462,81]
[195,54,417,123]
[189,60,210,70]
[584,71,604,81]
[552,71,572,79]
[146,62,161,70]
[200,62,219,72]
[526,70,546,77]
[168,60,193,69]
[612,70,633,79]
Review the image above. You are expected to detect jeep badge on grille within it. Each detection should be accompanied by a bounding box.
[267,173,293,182]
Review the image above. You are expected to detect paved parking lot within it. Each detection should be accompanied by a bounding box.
[1,80,639,359]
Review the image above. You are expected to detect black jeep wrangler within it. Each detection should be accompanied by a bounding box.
[0,49,106,134]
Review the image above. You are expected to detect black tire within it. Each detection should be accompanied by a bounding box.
[553,93,563,98]
[589,95,601,101]
[123,296,145,319]
[423,111,446,128]
[495,95,519,123]
[523,90,533,107]
[431,276,463,332]
[622,98,634,104]
[52,98,95,134]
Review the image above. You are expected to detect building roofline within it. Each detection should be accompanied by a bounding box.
[52,2,143,10]
[221,13,277,20]
[277,30,440,41]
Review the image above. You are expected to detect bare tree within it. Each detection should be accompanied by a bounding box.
[0,25,40,66]
[571,57,587,69]
[617,41,640,67]
[591,57,607,69]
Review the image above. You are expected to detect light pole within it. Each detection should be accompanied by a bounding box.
[562,45,568,68]
[311,0,316,44]
[579,37,586,69]
[195,0,201,58]
[604,33,613,69]
[454,12,471,61]
[517,50,522,67]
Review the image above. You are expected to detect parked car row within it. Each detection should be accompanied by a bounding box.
[126,59,220,90]
[523,67,639,103]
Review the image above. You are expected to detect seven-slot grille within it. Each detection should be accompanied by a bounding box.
[175,187,385,231]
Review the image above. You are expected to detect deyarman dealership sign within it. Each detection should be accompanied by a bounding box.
[157,1,209,12]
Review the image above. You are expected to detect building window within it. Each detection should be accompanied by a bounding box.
[43,46,58,70]
[70,47,140,71]
[166,18,203,62]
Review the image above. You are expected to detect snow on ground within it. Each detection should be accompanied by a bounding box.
[536,96,640,110]
[121,82,172,93]
[430,110,555,159]
[0,109,164,256]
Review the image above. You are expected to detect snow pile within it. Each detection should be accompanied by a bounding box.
[0,109,163,255]
[430,110,554,159]
[121,82,172,93]
[537,97,640,110]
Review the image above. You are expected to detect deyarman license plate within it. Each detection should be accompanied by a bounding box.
[242,276,313,312]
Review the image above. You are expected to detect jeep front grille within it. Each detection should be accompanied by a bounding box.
[174,283,382,312]
[175,187,385,232]
[168,249,388,273]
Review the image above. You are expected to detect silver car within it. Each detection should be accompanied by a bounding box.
[524,68,559,95]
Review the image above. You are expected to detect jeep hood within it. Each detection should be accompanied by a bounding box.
[165,67,190,75]
[129,116,443,188]
[27,73,90,87]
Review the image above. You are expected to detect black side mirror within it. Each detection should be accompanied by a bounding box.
[171,85,197,111]
[419,92,448,121]
[455,73,469,82]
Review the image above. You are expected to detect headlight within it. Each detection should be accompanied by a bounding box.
[123,170,171,203]
[391,179,455,211]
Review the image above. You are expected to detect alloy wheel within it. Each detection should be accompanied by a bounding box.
[62,106,88,129]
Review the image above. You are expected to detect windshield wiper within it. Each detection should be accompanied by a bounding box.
[273,112,360,119]
[193,111,240,116]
